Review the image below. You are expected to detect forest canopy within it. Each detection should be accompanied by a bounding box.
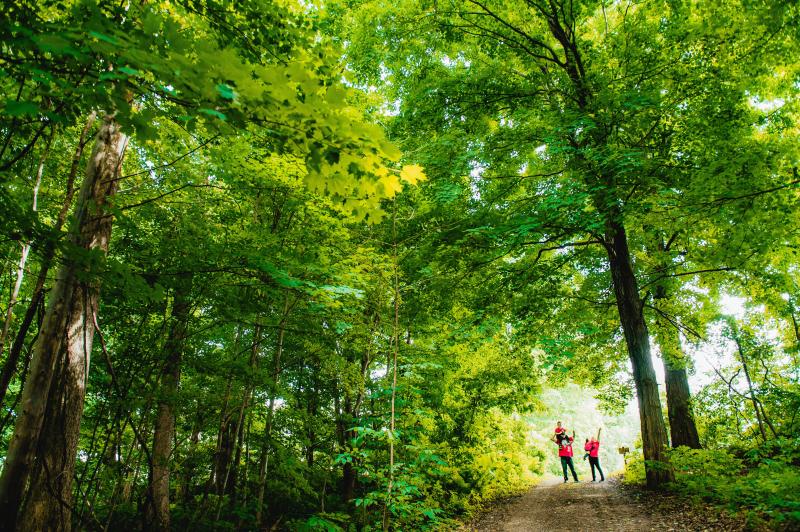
[0,0,798,530]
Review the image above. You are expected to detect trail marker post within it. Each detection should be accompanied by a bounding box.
[618,446,630,465]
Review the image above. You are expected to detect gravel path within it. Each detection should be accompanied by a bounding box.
[464,477,744,532]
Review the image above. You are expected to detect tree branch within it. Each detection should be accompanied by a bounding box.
[119,183,227,211]
[641,266,735,289]
[114,134,220,181]
[644,303,705,341]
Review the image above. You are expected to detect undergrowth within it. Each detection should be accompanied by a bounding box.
[624,439,800,530]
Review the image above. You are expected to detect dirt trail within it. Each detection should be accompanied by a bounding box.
[465,477,740,532]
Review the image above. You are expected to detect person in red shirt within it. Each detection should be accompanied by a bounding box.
[552,422,579,483]
[584,429,605,482]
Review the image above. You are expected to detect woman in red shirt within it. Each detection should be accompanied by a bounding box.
[584,429,605,482]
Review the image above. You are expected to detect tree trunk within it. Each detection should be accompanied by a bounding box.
[338,311,378,502]
[663,356,702,449]
[337,395,358,503]
[214,413,237,495]
[0,114,127,531]
[648,231,703,450]
[535,0,671,486]
[653,310,702,449]
[146,274,192,531]
[0,112,95,410]
[208,371,234,498]
[605,222,673,488]
[382,208,401,532]
[306,372,319,469]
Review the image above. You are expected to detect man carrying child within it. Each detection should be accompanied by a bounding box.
[552,421,579,483]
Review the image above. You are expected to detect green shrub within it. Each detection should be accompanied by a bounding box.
[622,450,645,485]
[668,445,800,528]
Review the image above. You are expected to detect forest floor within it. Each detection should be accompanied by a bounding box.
[463,476,746,531]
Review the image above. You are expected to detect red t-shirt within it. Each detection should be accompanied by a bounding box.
[558,435,574,457]
[584,441,600,457]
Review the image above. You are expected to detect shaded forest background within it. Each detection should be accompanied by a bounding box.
[0,0,799,530]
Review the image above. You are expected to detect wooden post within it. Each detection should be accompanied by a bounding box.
[618,446,630,466]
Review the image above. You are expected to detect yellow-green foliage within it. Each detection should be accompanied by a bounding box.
[458,409,544,504]
[622,450,646,485]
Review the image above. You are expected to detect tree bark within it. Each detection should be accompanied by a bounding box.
[649,233,702,450]
[214,412,237,495]
[382,208,401,532]
[207,363,234,500]
[652,306,702,449]
[226,327,261,509]
[146,274,192,531]
[605,222,673,488]
[663,356,702,449]
[0,114,127,531]
[0,112,95,410]
[339,311,379,502]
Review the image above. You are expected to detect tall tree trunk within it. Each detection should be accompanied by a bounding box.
[536,0,671,486]
[0,112,95,410]
[214,413,237,495]
[146,274,192,531]
[306,397,317,469]
[652,308,702,449]
[382,203,401,532]
[228,397,248,503]
[649,233,703,450]
[605,222,673,488]
[337,394,357,503]
[663,357,702,448]
[0,114,127,531]
[200,365,233,513]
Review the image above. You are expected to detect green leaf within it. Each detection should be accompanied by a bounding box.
[3,101,39,117]
[198,108,227,121]
[118,66,140,76]
[89,31,119,45]
[216,83,236,100]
